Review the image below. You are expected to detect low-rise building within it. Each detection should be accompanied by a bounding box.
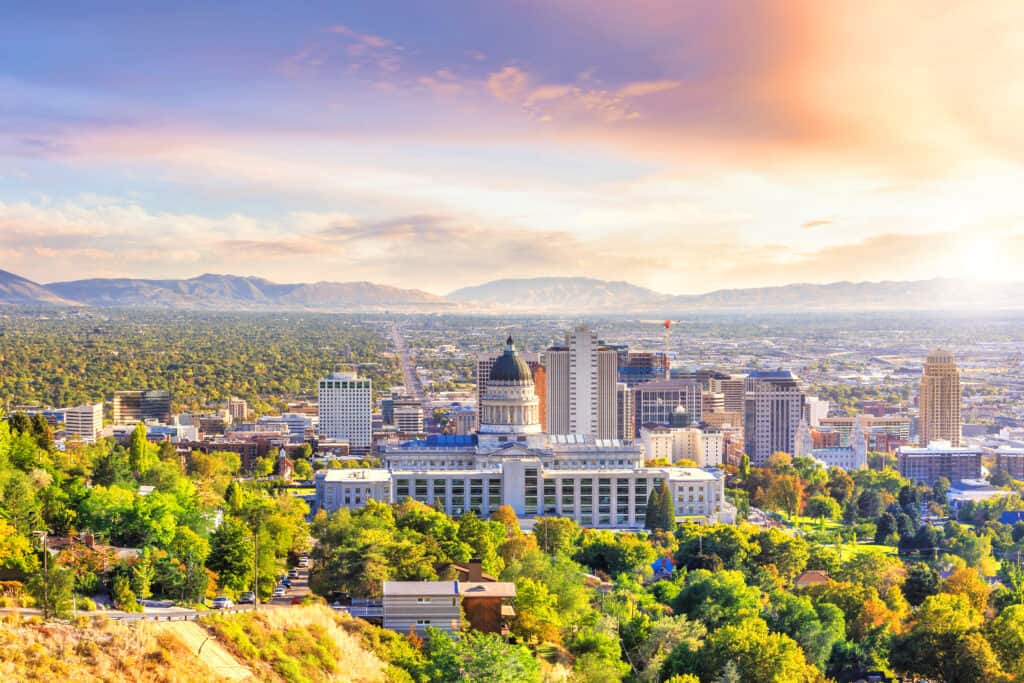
[897,441,983,486]
[64,403,103,443]
[382,580,515,635]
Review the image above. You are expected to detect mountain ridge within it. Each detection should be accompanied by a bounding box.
[1,268,1022,312]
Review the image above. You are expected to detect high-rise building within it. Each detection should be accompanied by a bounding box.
[632,379,703,432]
[709,374,746,413]
[112,389,171,424]
[318,371,372,453]
[617,350,668,387]
[64,403,103,443]
[743,371,805,466]
[918,349,961,447]
[228,397,249,422]
[616,382,635,441]
[477,348,543,428]
[544,345,570,434]
[803,396,830,427]
[568,326,598,436]
[596,347,618,439]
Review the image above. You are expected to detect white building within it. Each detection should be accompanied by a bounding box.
[316,469,392,511]
[394,403,425,433]
[64,403,103,443]
[803,396,830,427]
[316,337,731,528]
[318,371,372,454]
[795,417,868,470]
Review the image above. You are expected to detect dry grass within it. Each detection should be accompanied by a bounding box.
[0,615,230,683]
[202,605,388,683]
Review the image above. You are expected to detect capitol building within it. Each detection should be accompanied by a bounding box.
[315,337,731,528]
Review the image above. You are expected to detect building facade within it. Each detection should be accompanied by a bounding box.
[918,349,961,447]
[318,371,372,453]
[64,403,103,443]
[743,371,805,466]
[898,441,982,485]
[112,389,171,424]
[632,379,703,432]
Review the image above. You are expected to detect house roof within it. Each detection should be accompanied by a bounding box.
[382,580,516,598]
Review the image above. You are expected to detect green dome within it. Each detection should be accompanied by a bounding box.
[489,336,533,383]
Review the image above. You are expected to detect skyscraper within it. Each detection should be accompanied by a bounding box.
[918,349,961,447]
[544,327,616,437]
[632,379,703,432]
[64,403,103,443]
[318,371,372,453]
[616,383,635,441]
[743,371,805,466]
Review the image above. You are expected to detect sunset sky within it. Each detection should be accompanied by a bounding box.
[2,1,1023,294]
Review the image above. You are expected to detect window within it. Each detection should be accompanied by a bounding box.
[416,597,432,603]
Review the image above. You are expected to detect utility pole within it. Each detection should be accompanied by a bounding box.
[32,530,49,618]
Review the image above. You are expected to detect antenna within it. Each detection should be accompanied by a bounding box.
[663,320,671,380]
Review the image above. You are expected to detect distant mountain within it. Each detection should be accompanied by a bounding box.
[4,267,1024,313]
[46,273,446,310]
[448,277,672,312]
[0,269,80,306]
[670,278,1024,311]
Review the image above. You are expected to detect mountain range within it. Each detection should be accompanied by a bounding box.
[2,269,1023,313]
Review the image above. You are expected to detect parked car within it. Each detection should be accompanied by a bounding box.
[290,596,302,605]
[211,596,233,609]
[281,578,292,588]
[272,587,286,598]
[238,591,255,604]
[288,569,300,578]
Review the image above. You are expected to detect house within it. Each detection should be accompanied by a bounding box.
[794,570,831,588]
[382,580,516,635]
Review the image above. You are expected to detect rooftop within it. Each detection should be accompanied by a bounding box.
[382,580,516,598]
[319,469,392,483]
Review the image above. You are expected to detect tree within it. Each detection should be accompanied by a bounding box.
[904,562,940,606]
[128,422,157,475]
[989,604,1024,677]
[491,505,520,537]
[207,517,254,593]
[112,573,142,612]
[754,529,809,584]
[422,627,541,683]
[874,512,898,544]
[131,548,156,599]
[27,561,75,619]
[672,569,761,630]
[805,495,841,521]
[857,490,884,518]
[766,475,804,518]
[645,482,674,531]
[740,454,750,479]
[890,593,986,682]
[827,468,855,505]
[532,517,580,556]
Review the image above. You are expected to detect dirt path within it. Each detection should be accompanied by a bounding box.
[150,621,254,681]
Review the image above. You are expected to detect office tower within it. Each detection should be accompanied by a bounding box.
[544,346,570,434]
[702,391,725,418]
[112,389,171,424]
[318,371,372,453]
[709,374,747,415]
[394,402,425,433]
[918,349,961,447]
[596,347,618,439]
[568,326,598,436]
[632,379,703,432]
[743,371,805,466]
[64,403,103,443]
[616,383,635,441]
[477,348,543,428]
[228,397,249,422]
[898,442,980,485]
[820,415,911,446]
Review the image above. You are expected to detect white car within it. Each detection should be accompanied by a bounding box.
[272,587,286,598]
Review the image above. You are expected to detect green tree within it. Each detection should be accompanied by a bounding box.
[207,517,254,593]
[989,603,1024,677]
[27,561,75,619]
[112,573,142,612]
[422,627,541,683]
[805,495,841,520]
[904,562,940,606]
[645,481,674,531]
[531,517,580,556]
[131,548,156,600]
[672,569,761,630]
[128,422,157,475]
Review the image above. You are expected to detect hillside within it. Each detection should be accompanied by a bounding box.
[46,274,446,310]
[448,276,671,312]
[0,607,391,683]
[0,269,80,306]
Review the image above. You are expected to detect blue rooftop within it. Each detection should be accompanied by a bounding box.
[402,434,477,448]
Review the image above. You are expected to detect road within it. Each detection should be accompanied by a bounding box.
[390,321,425,402]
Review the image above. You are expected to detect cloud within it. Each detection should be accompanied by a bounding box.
[487,66,529,103]
[801,219,833,229]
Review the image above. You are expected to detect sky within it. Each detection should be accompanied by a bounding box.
[2,1,1024,295]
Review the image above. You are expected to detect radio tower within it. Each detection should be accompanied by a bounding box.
[663,320,672,380]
